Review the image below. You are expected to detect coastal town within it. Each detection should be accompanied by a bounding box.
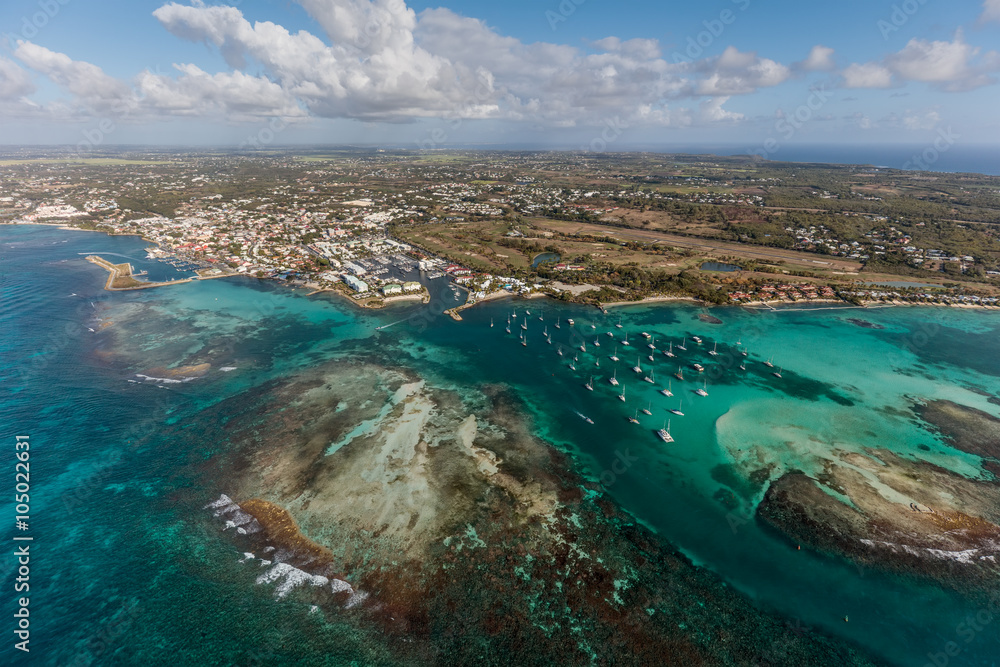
[2,149,999,309]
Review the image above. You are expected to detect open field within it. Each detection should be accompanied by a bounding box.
[529,218,865,273]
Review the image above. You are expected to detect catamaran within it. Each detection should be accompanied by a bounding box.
[642,401,652,416]
[632,357,643,374]
[664,342,675,358]
[708,342,719,357]
[628,410,640,424]
[609,368,619,386]
[609,346,620,362]
[660,380,674,397]
[657,419,674,443]
[644,368,655,384]
[695,379,708,397]
[669,400,685,416]
[585,376,594,391]
[677,337,687,351]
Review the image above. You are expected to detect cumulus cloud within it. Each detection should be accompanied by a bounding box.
[699,97,743,123]
[0,58,35,100]
[692,46,790,95]
[981,0,1000,23]
[796,45,836,72]
[842,62,894,89]
[842,32,1000,91]
[14,41,132,113]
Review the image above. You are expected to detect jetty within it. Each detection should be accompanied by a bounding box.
[86,255,193,291]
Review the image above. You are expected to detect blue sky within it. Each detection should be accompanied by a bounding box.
[0,0,998,149]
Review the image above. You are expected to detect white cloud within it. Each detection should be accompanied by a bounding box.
[842,62,894,88]
[0,58,35,100]
[901,110,941,130]
[981,0,1000,23]
[693,46,791,95]
[842,32,1000,92]
[699,97,744,123]
[14,41,132,113]
[796,45,836,72]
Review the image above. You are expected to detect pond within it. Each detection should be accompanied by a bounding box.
[532,252,561,269]
[700,262,741,272]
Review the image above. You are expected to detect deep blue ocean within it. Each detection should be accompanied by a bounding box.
[3,223,1000,665]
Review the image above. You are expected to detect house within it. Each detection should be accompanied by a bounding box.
[382,283,403,296]
[403,281,422,292]
[343,275,369,292]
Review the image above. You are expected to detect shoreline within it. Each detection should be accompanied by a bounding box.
[85,255,194,291]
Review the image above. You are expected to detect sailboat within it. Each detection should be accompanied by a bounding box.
[708,342,718,357]
[644,368,655,384]
[773,367,783,379]
[579,342,587,353]
[521,321,528,331]
[739,361,746,370]
[742,347,749,358]
[647,352,655,362]
[632,357,643,374]
[660,380,674,397]
[555,318,561,329]
[674,365,684,381]
[558,348,563,356]
[628,409,640,424]
[647,337,656,350]
[609,346,620,362]
[512,310,517,319]
[595,359,600,367]
[642,401,652,416]
[490,318,494,328]
[616,317,623,329]
[585,376,594,391]
[657,419,674,443]
[695,379,708,397]
[547,336,553,345]
[664,342,675,358]
[538,312,544,321]
[669,400,684,416]
[609,368,619,386]
[677,337,687,351]
[606,330,614,337]
[618,385,626,402]
[525,309,531,316]
[622,333,630,347]
[764,355,775,368]
[593,337,601,347]
[505,317,511,334]
[569,362,576,371]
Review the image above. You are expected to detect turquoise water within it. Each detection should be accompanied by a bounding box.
[3,224,1000,665]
